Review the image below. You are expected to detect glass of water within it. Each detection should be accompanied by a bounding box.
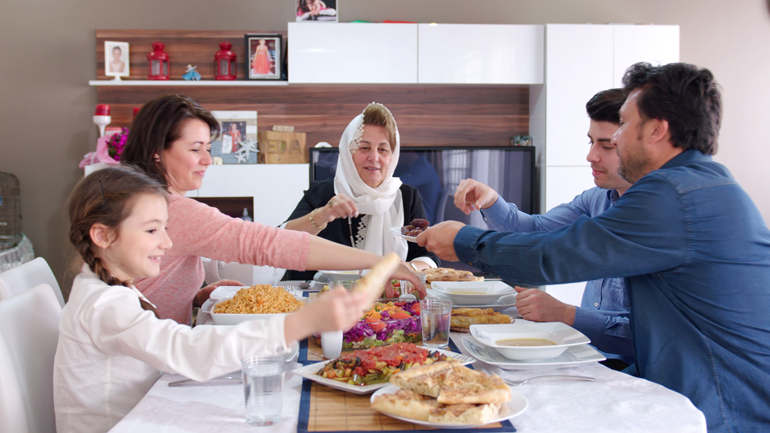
[419,298,452,348]
[241,356,285,426]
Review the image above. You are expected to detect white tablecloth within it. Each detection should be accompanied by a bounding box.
[109,336,706,433]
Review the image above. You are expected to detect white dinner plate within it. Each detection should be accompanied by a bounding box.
[431,281,516,305]
[389,226,418,242]
[370,384,528,428]
[293,349,475,395]
[462,336,605,370]
[428,289,518,312]
[317,270,362,281]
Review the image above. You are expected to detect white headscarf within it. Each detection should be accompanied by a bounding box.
[334,105,408,260]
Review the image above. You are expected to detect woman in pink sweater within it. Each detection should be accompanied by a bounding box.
[121,95,424,324]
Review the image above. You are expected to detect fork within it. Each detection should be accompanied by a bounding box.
[168,375,242,387]
[502,375,595,387]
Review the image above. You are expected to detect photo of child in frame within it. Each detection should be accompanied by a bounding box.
[221,121,246,153]
[104,41,130,79]
[296,0,337,21]
[246,35,282,80]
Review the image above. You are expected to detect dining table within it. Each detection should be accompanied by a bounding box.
[108,283,707,433]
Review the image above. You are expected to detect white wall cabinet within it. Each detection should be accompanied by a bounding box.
[186,164,309,229]
[612,25,680,87]
[417,24,544,84]
[288,23,418,83]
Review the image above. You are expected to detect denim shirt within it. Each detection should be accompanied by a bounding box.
[480,188,633,362]
[456,150,770,433]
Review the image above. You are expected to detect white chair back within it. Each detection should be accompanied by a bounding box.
[0,284,62,433]
[202,258,286,286]
[0,257,64,307]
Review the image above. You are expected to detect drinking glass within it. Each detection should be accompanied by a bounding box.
[401,271,426,297]
[242,356,285,426]
[331,280,357,291]
[419,298,452,348]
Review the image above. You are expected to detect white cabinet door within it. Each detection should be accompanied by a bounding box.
[418,24,544,84]
[288,23,418,83]
[545,24,614,167]
[544,166,596,212]
[194,164,309,228]
[612,25,680,87]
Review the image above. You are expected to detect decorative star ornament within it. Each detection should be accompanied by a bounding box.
[233,139,258,163]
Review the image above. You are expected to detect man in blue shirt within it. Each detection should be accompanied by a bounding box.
[418,62,770,433]
[453,89,633,370]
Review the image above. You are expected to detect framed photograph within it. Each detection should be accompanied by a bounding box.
[245,34,282,80]
[104,41,129,79]
[211,111,258,164]
[296,0,338,21]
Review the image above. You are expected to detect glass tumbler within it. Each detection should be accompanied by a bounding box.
[419,298,452,348]
[241,356,285,426]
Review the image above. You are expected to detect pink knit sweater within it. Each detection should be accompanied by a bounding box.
[134,195,311,324]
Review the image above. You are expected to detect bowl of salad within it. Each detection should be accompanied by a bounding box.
[316,299,422,350]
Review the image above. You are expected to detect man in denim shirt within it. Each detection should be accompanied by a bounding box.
[454,89,633,370]
[418,62,770,432]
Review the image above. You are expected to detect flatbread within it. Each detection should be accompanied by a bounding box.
[429,402,502,424]
[389,361,458,398]
[371,389,440,421]
[424,268,484,284]
[355,252,401,307]
[390,363,510,405]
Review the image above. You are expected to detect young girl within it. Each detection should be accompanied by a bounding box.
[53,166,370,433]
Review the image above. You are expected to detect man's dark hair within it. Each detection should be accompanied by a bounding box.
[586,88,626,124]
[622,62,721,155]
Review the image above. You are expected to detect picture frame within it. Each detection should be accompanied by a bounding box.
[104,41,130,79]
[244,34,283,80]
[211,111,258,164]
[295,0,338,22]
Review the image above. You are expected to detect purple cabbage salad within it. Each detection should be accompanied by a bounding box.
[343,300,422,344]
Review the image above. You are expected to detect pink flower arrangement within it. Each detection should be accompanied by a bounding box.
[79,128,129,168]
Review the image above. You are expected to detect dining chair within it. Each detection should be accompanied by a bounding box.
[0,284,62,433]
[0,257,64,307]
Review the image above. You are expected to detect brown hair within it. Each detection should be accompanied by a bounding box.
[67,166,168,317]
[121,95,220,189]
[362,103,398,151]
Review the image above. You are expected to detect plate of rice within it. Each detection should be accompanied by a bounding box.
[210,285,308,325]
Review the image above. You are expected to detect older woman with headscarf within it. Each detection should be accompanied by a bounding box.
[284,103,438,284]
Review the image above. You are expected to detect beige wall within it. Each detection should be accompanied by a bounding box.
[1,0,768,288]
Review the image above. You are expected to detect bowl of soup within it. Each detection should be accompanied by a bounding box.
[430,281,516,305]
[469,322,590,361]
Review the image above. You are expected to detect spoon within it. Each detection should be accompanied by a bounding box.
[297,281,311,290]
[503,375,595,387]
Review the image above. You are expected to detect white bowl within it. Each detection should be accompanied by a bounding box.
[469,322,590,361]
[430,281,515,305]
[210,291,308,325]
[318,270,361,281]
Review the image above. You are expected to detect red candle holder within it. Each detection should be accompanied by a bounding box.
[147,42,170,80]
[214,42,237,80]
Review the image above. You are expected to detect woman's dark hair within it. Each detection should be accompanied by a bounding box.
[622,62,722,155]
[67,166,168,317]
[586,88,626,124]
[121,95,220,188]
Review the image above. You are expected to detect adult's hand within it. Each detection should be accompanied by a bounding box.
[454,179,499,215]
[514,286,576,325]
[416,221,466,262]
[195,279,244,306]
[389,261,426,299]
[319,193,358,223]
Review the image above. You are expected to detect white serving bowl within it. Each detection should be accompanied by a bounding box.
[430,281,515,305]
[210,291,308,325]
[469,322,590,361]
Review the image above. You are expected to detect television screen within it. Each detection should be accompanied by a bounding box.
[309,146,538,275]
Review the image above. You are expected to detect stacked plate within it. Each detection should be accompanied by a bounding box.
[462,322,605,370]
[428,281,517,311]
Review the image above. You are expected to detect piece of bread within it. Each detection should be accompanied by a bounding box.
[437,366,511,405]
[450,308,512,331]
[389,361,458,398]
[371,389,441,421]
[429,402,502,424]
[355,252,401,307]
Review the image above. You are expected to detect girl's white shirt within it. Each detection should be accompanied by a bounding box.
[53,266,289,433]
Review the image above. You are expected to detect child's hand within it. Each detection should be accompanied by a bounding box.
[284,286,369,343]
